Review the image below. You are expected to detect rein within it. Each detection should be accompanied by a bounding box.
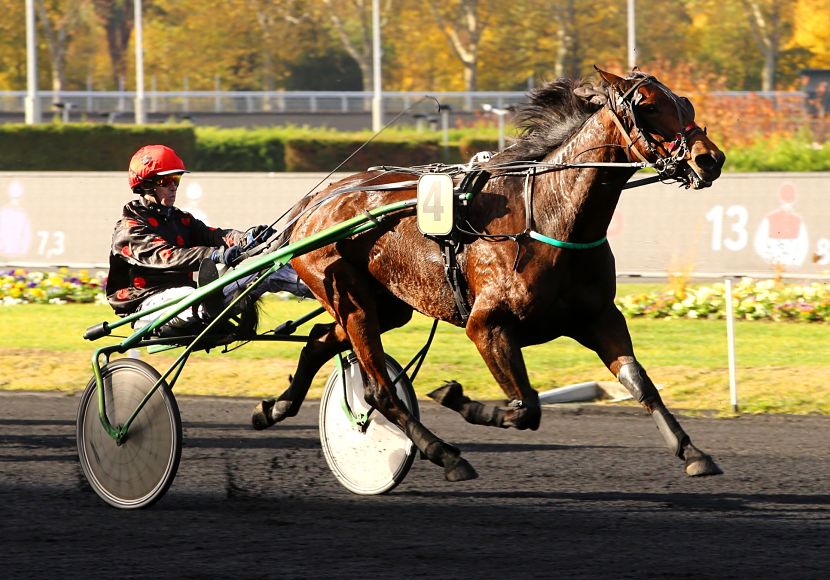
[253,74,701,261]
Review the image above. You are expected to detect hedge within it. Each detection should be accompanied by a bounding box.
[723,134,830,172]
[0,124,196,171]
[2,123,829,173]
[191,127,286,172]
[283,133,463,171]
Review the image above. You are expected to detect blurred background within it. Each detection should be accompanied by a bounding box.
[1,0,830,144]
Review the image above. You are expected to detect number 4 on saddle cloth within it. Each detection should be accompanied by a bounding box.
[416,169,491,326]
[133,258,314,337]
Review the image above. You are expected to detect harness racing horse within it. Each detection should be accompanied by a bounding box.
[252,68,726,482]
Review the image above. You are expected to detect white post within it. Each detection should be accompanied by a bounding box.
[86,73,93,113]
[439,105,451,152]
[150,75,158,113]
[371,0,383,131]
[214,74,221,112]
[627,0,637,69]
[725,278,739,413]
[482,104,508,151]
[25,0,41,124]
[118,75,125,111]
[134,0,146,124]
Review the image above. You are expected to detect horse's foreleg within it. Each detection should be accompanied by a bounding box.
[615,359,721,475]
[358,339,478,482]
[437,307,541,431]
[252,322,349,430]
[574,305,722,477]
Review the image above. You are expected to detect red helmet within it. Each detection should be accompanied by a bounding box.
[128,145,190,192]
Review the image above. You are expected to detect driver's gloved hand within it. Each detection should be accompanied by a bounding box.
[246,225,276,247]
[211,245,244,267]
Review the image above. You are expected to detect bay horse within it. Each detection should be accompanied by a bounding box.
[252,68,726,482]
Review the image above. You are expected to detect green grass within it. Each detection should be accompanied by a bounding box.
[1,285,828,416]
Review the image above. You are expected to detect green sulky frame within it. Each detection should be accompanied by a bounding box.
[84,199,417,444]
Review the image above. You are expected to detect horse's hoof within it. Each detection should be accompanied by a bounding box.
[503,405,541,431]
[685,454,723,477]
[427,381,464,410]
[444,457,478,482]
[252,399,295,430]
[251,399,276,430]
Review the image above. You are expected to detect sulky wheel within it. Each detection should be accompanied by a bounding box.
[76,358,182,509]
[319,353,419,495]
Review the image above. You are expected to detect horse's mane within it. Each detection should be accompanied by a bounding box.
[493,77,603,164]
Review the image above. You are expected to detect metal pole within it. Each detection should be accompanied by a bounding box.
[725,278,739,413]
[134,0,146,124]
[86,73,93,113]
[214,74,221,112]
[440,106,450,149]
[150,75,157,113]
[627,0,636,69]
[25,0,41,124]
[483,104,507,151]
[371,0,382,131]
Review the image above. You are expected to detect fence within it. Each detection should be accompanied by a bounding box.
[0,89,812,116]
[0,90,530,117]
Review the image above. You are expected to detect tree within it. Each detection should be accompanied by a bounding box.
[553,0,580,78]
[740,0,797,91]
[35,0,93,98]
[246,0,311,93]
[318,0,396,93]
[91,0,132,90]
[426,0,490,92]
[792,0,830,68]
[0,0,27,89]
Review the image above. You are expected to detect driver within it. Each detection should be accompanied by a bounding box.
[106,144,313,330]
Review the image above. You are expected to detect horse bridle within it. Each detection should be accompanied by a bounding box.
[607,74,707,187]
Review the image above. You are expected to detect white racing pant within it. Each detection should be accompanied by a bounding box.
[134,264,313,331]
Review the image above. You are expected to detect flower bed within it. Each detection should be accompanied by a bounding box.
[1,268,107,305]
[616,278,830,322]
[3,270,830,323]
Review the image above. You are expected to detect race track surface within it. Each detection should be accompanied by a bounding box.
[1,391,828,579]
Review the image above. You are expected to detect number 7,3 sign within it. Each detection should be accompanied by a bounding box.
[417,174,455,236]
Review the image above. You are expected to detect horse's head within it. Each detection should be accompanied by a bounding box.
[576,67,725,189]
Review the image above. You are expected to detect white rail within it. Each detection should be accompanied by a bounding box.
[0,90,808,116]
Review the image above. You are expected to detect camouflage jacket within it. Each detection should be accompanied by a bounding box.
[106,197,245,315]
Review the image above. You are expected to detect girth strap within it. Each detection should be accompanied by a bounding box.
[441,241,471,326]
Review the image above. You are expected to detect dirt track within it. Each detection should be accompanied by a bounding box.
[1,391,828,579]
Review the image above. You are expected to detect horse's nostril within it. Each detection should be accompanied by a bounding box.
[695,153,719,171]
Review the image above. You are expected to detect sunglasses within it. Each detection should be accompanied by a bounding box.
[153,174,182,188]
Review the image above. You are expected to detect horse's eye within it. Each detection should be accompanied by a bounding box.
[640,104,658,113]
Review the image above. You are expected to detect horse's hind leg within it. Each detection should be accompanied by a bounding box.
[252,321,349,430]
[328,276,477,482]
[574,305,722,477]
[428,380,509,428]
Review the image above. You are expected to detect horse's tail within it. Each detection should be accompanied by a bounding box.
[231,291,261,337]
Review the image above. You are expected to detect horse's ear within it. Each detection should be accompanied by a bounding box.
[574,82,608,106]
[593,65,625,89]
